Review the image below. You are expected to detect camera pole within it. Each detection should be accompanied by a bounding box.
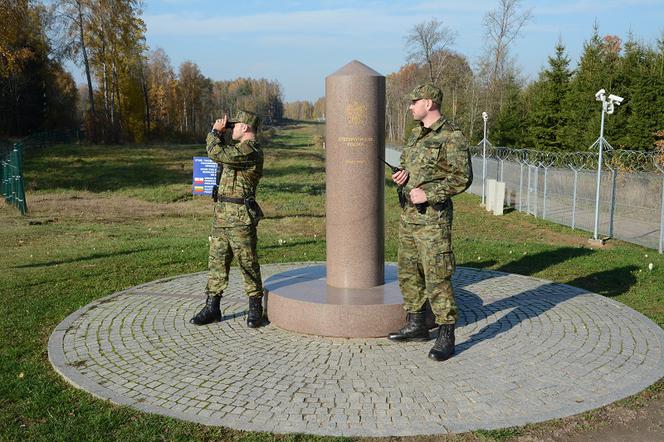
[591,89,621,243]
[592,106,606,241]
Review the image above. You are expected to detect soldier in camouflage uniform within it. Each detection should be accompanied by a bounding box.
[387,83,472,361]
[190,110,267,328]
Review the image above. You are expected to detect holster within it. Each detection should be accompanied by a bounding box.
[211,164,222,202]
[397,187,406,209]
[244,196,264,225]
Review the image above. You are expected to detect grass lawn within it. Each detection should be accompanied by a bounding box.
[1,122,663,441]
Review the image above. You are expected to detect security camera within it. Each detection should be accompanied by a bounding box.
[608,94,624,105]
[482,112,488,121]
[595,89,606,101]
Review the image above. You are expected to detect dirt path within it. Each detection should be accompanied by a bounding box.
[514,382,664,442]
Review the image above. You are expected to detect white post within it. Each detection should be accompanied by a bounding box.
[481,112,488,206]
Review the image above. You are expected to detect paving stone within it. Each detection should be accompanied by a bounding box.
[48,264,664,437]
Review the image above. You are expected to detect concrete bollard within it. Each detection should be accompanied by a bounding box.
[486,179,496,212]
[493,181,506,215]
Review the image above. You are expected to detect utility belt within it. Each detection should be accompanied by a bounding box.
[218,196,246,204]
[217,194,264,224]
[405,199,448,213]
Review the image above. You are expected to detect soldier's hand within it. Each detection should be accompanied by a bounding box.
[392,169,409,186]
[213,115,228,132]
[410,188,428,204]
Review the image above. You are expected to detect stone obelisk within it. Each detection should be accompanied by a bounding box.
[264,61,405,338]
[325,60,385,288]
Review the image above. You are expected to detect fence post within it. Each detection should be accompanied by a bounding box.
[16,143,27,215]
[518,162,524,212]
[608,167,617,239]
[571,167,579,229]
[6,143,28,215]
[527,165,532,215]
[11,145,18,208]
[8,148,16,206]
[2,157,9,203]
[542,165,549,220]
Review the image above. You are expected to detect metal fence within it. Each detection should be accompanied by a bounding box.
[2,143,28,215]
[469,146,664,253]
[1,129,79,215]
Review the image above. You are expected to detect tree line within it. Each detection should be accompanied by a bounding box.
[283,98,325,121]
[4,0,662,151]
[1,0,284,143]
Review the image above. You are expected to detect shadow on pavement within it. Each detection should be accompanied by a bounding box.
[455,264,640,354]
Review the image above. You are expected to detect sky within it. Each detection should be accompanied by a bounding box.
[70,0,664,102]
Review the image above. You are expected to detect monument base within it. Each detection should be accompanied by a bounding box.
[265,264,409,338]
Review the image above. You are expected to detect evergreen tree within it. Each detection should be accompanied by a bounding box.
[526,39,572,150]
[622,35,664,150]
[492,74,527,147]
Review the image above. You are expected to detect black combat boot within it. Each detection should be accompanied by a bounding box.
[387,310,429,342]
[246,295,266,328]
[423,300,437,330]
[428,323,455,361]
[189,295,222,325]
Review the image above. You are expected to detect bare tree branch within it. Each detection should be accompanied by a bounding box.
[482,0,532,85]
[405,18,457,83]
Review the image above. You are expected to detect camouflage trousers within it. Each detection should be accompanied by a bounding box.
[205,224,263,298]
[398,220,457,325]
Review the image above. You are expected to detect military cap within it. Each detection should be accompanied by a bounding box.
[230,110,260,129]
[408,83,443,104]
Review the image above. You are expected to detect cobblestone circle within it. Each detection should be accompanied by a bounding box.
[49,263,664,437]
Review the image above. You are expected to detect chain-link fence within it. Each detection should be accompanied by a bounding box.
[469,146,664,253]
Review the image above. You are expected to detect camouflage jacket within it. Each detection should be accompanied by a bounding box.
[400,118,472,225]
[206,132,264,227]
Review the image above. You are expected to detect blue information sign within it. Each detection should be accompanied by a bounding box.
[192,157,219,196]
